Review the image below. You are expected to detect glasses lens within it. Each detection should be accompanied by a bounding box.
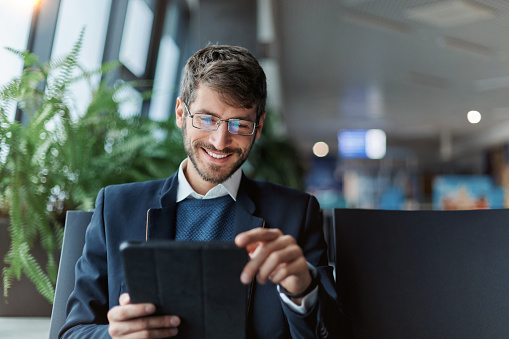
[228,119,254,135]
[195,114,217,130]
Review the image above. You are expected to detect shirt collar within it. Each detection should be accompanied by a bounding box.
[176,158,242,202]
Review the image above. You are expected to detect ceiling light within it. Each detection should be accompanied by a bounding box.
[406,0,494,28]
[467,110,481,124]
[313,142,329,157]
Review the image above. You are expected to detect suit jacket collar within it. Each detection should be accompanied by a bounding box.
[159,172,179,208]
[145,173,177,240]
[233,174,265,235]
[146,172,264,241]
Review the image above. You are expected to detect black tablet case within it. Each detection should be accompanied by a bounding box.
[120,241,248,339]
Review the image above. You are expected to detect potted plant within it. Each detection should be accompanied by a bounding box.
[0,31,186,312]
[0,31,305,311]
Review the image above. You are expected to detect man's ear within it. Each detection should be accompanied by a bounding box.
[175,97,184,129]
[255,111,267,140]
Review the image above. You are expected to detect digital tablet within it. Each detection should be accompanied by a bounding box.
[120,240,249,339]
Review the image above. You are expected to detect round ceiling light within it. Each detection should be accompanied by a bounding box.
[467,110,481,124]
[313,141,329,157]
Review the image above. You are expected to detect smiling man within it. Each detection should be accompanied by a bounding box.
[178,86,259,192]
[60,45,352,339]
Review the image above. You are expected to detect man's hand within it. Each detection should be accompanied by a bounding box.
[235,228,312,304]
[107,293,180,339]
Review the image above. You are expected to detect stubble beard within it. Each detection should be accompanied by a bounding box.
[182,119,255,184]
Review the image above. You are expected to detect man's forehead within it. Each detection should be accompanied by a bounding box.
[191,86,256,115]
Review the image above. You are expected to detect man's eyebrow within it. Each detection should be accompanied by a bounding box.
[193,108,255,121]
[193,108,219,116]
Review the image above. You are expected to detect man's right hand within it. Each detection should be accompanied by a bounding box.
[107,293,180,339]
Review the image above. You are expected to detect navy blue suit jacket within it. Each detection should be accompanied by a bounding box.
[60,173,351,338]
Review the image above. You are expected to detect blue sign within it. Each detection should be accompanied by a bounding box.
[338,129,386,159]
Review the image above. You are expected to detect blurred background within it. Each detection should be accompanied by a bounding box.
[2,0,509,333]
[3,0,509,212]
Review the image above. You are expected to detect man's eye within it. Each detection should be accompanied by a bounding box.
[230,120,248,128]
[200,115,214,125]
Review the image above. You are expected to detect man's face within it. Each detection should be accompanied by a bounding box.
[176,85,265,192]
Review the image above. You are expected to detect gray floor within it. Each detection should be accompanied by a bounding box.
[0,317,50,339]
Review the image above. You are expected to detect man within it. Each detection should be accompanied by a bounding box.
[60,45,351,338]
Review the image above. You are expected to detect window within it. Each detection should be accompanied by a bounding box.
[148,35,180,121]
[0,0,35,121]
[119,0,154,77]
[148,2,188,121]
[51,0,112,117]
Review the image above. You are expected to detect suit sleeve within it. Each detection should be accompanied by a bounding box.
[59,188,111,339]
[281,195,353,339]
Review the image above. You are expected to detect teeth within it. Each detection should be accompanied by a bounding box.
[205,149,229,159]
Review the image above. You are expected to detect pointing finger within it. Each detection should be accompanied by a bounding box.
[235,228,281,248]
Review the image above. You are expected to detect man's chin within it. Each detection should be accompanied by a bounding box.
[192,153,244,184]
[198,170,233,184]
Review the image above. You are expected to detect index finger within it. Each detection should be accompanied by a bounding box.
[235,228,281,248]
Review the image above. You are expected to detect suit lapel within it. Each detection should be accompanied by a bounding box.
[146,173,178,241]
[234,175,264,235]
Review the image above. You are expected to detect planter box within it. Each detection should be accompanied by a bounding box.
[0,218,56,317]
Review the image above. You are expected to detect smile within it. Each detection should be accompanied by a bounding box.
[204,148,231,159]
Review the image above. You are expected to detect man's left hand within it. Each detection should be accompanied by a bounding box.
[235,228,312,304]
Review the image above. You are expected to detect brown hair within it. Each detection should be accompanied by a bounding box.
[180,45,267,122]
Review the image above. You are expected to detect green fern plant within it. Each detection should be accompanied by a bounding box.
[0,30,304,304]
[0,31,186,303]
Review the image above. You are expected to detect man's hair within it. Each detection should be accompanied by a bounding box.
[180,45,267,122]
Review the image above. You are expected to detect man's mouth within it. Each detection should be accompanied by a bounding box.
[203,148,231,159]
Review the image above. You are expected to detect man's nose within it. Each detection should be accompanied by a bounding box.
[209,121,232,149]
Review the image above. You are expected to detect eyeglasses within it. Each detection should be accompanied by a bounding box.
[184,102,258,136]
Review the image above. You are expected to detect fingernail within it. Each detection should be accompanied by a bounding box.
[241,273,250,284]
[120,294,129,304]
[171,317,180,326]
[145,304,155,313]
[235,235,244,246]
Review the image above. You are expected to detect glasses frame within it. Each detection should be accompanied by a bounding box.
[183,102,258,136]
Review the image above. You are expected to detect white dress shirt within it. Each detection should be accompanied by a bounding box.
[177,158,241,202]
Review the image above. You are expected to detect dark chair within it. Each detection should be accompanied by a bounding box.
[48,210,93,339]
[333,208,509,339]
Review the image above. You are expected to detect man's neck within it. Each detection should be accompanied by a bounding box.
[182,160,216,195]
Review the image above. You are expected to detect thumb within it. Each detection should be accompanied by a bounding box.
[119,293,131,306]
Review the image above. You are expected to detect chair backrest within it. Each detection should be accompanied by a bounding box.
[49,210,93,339]
[333,208,509,339]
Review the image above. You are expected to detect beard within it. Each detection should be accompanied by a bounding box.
[182,119,255,184]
